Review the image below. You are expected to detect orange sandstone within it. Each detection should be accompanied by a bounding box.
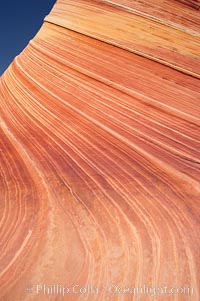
[0,1,199,300]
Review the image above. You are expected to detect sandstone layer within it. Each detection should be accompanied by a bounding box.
[0,0,200,300]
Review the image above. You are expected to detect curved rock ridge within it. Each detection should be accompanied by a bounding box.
[45,0,200,78]
[0,0,200,300]
[98,0,200,33]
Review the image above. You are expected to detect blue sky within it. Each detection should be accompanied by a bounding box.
[0,0,56,75]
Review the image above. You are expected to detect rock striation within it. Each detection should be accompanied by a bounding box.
[0,0,200,300]
[175,0,200,10]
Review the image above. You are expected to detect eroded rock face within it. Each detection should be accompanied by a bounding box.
[0,1,199,300]
[175,0,200,10]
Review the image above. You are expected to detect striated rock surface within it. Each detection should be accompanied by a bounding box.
[175,0,200,10]
[0,0,200,300]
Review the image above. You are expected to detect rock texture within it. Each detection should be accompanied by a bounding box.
[0,0,200,300]
[175,0,200,10]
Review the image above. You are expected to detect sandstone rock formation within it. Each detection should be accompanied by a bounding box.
[0,0,199,300]
[175,0,199,10]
